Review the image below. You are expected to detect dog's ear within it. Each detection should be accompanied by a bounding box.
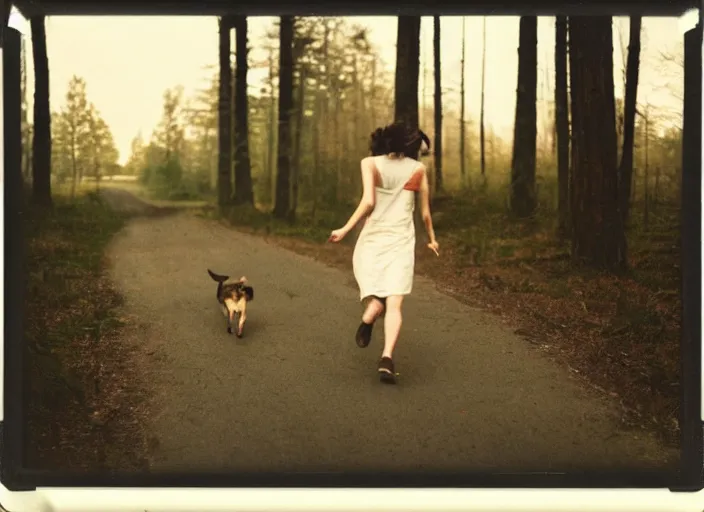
[239,276,247,283]
[243,286,254,301]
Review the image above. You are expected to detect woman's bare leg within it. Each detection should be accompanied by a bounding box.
[381,295,404,359]
[362,297,385,324]
[356,297,385,348]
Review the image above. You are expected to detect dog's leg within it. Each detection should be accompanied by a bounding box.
[221,304,231,334]
[223,299,236,334]
[227,307,235,334]
[227,311,239,336]
[236,300,247,338]
[237,311,246,338]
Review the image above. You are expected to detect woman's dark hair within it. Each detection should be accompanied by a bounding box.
[369,122,431,157]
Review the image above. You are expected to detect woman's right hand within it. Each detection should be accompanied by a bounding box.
[427,240,440,257]
[328,228,348,243]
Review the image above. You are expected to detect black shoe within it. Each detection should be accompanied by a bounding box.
[378,357,396,384]
[355,322,373,348]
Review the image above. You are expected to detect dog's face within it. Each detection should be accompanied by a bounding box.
[221,278,254,338]
[223,282,254,302]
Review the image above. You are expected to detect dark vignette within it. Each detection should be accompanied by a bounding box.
[1,0,701,492]
[676,8,703,493]
[2,25,30,491]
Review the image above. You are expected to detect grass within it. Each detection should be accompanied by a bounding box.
[213,182,683,447]
[24,187,150,471]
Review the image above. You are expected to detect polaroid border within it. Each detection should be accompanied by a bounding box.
[1,0,702,501]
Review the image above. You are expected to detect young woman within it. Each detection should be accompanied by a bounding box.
[328,122,439,384]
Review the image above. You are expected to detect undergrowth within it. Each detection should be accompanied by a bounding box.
[24,189,150,471]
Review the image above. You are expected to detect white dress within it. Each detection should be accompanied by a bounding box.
[352,155,425,301]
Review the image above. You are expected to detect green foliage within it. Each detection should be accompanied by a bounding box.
[115,17,682,232]
[140,156,209,201]
[134,86,214,201]
[50,75,121,191]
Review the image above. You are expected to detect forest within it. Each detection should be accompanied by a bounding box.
[24,17,683,240]
[19,14,687,469]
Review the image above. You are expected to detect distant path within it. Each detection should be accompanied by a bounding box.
[101,188,677,472]
[99,187,174,216]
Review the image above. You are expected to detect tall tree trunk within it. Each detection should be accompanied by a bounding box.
[20,36,30,182]
[30,16,52,207]
[217,16,233,208]
[353,52,362,156]
[433,15,443,194]
[273,15,294,219]
[290,65,306,221]
[333,97,342,202]
[421,28,428,129]
[540,54,552,157]
[233,16,254,205]
[642,110,649,229]
[394,15,423,243]
[459,16,467,185]
[322,22,335,205]
[480,16,487,180]
[370,57,377,129]
[394,16,421,134]
[555,15,570,237]
[352,53,363,199]
[4,26,22,209]
[311,90,321,221]
[616,22,628,154]
[569,16,627,271]
[322,22,330,159]
[23,128,33,181]
[618,16,641,227]
[267,47,277,206]
[510,16,538,218]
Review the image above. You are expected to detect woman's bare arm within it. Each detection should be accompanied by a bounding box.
[339,157,377,233]
[418,167,437,244]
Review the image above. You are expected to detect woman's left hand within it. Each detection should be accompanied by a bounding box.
[427,240,440,256]
[328,228,348,243]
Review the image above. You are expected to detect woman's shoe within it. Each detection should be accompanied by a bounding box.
[377,357,396,384]
[355,321,373,348]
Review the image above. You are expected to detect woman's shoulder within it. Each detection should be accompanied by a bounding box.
[409,158,427,172]
[361,156,384,179]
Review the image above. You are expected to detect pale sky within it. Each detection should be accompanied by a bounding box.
[7,11,685,165]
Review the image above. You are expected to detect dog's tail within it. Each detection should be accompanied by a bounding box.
[208,269,229,301]
[207,269,229,282]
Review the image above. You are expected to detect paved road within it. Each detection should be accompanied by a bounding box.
[101,188,677,473]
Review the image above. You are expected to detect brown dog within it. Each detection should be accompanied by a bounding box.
[207,269,254,337]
